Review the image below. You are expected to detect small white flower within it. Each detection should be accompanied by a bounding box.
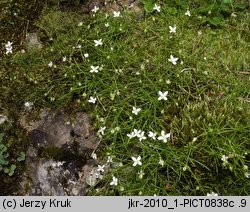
[168,54,179,65]
[107,156,113,163]
[78,21,83,26]
[77,44,82,49]
[138,131,146,141]
[95,172,103,179]
[132,156,142,166]
[94,39,103,46]
[88,96,97,104]
[133,129,142,137]
[98,126,106,135]
[105,22,110,27]
[159,158,164,166]
[158,131,171,143]
[91,6,99,13]
[84,53,89,58]
[169,25,176,33]
[110,176,118,186]
[24,102,34,110]
[48,61,53,67]
[158,91,169,101]
[207,192,218,196]
[221,155,229,162]
[90,65,99,73]
[91,153,97,159]
[127,132,136,139]
[245,172,250,178]
[148,131,157,140]
[153,4,161,12]
[185,10,191,16]
[5,41,12,49]
[97,165,105,173]
[138,170,145,179]
[62,57,67,62]
[113,11,121,17]
[132,107,141,115]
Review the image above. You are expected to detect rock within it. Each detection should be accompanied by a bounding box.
[0,114,8,125]
[20,109,100,196]
[25,32,43,50]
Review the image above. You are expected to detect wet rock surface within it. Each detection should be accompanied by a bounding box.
[20,109,100,195]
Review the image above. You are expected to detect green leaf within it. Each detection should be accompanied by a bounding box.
[8,164,16,176]
[17,152,26,162]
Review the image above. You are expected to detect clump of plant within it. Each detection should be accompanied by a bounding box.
[0,133,25,176]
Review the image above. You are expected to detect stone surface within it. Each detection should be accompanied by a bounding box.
[20,109,100,195]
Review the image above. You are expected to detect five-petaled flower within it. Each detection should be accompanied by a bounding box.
[94,39,103,46]
[132,156,142,166]
[158,91,169,101]
[169,25,176,33]
[132,107,141,115]
[153,4,161,12]
[168,54,179,65]
[110,176,118,186]
[90,65,99,73]
[88,96,97,104]
[158,131,171,143]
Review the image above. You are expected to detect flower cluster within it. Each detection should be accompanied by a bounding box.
[5,41,13,54]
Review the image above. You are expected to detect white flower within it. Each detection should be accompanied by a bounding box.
[84,53,89,58]
[132,156,142,166]
[94,39,103,46]
[158,131,171,143]
[78,21,83,26]
[158,91,169,101]
[207,192,218,196]
[133,129,142,137]
[91,152,97,159]
[132,107,141,115]
[245,172,250,178]
[221,155,229,162]
[105,23,109,27]
[90,65,99,73]
[159,158,164,166]
[62,57,67,62]
[127,132,136,139]
[138,170,145,179]
[95,172,103,179]
[88,96,97,104]
[107,156,113,163]
[168,54,179,65]
[153,4,161,12]
[138,131,146,141]
[91,6,99,13]
[110,176,118,186]
[24,102,34,110]
[169,25,176,33]
[98,126,106,135]
[97,165,105,173]
[113,11,121,17]
[148,131,157,140]
[185,10,191,16]
[48,61,53,67]
[5,41,13,54]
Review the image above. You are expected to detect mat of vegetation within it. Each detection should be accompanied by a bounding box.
[0,0,249,195]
